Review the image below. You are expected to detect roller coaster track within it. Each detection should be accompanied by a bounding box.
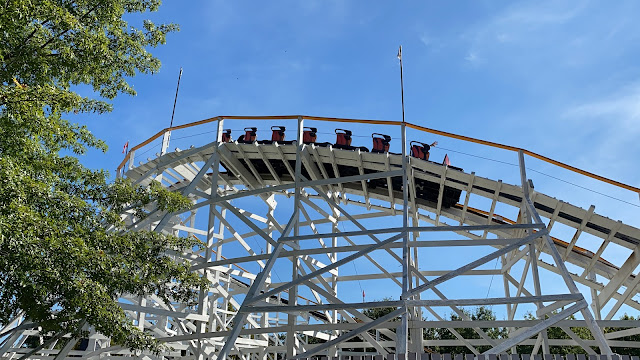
[1,116,639,359]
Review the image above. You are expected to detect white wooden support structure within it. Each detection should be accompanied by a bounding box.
[4,115,640,359]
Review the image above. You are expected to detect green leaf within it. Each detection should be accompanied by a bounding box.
[0,0,203,353]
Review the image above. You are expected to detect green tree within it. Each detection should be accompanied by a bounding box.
[362,298,402,324]
[0,0,206,353]
[521,312,640,356]
[604,314,640,356]
[361,298,401,352]
[321,298,401,354]
[515,313,590,355]
[434,306,508,354]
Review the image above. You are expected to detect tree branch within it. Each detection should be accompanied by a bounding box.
[24,19,50,46]
[5,3,100,62]
[37,4,101,52]
[4,19,50,61]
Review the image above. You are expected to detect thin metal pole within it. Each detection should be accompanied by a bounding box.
[162,67,183,155]
[398,46,405,124]
[170,67,183,129]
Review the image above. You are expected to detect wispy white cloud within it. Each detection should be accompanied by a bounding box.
[564,86,640,127]
[299,0,350,21]
[464,51,481,64]
[417,31,446,54]
[495,1,585,26]
[562,83,640,179]
[441,0,640,192]
[458,0,591,69]
[495,33,511,43]
[420,33,432,47]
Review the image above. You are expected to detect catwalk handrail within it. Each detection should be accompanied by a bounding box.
[116,115,640,194]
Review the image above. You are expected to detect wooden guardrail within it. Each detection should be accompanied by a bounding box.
[116,115,640,195]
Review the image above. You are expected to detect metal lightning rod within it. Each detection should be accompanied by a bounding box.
[161,67,183,155]
[398,46,405,124]
[170,67,183,129]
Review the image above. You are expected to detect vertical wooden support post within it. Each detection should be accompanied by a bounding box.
[196,129,222,360]
[398,121,410,356]
[261,194,276,360]
[127,149,136,171]
[213,110,227,337]
[330,205,340,358]
[287,116,304,358]
[588,271,602,320]
[519,150,549,354]
[161,130,170,155]
[216,117,224,144]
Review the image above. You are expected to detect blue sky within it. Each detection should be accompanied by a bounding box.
[76,1,640,316]
[84,1,639,204]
